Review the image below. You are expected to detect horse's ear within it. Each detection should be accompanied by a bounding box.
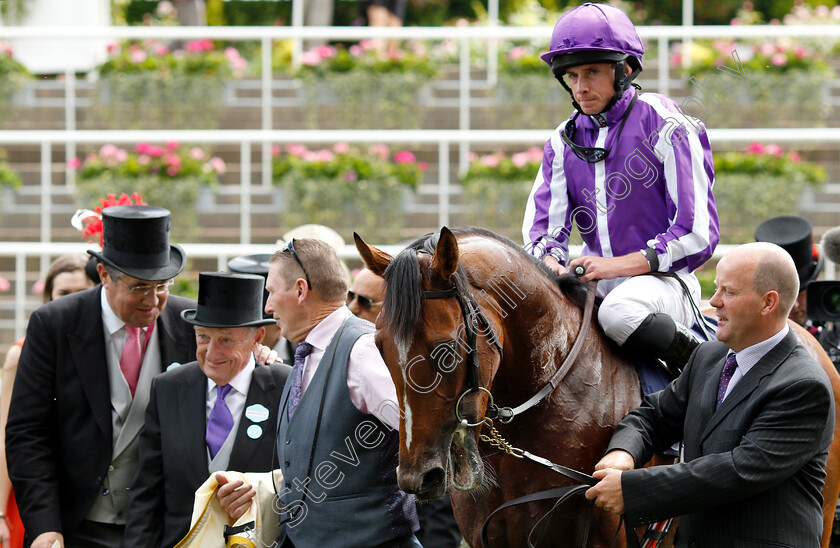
[354,232,392,277]
[432,227,459,284]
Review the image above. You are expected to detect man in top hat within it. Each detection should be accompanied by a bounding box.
[123,272,292,548]
[755,215,824,329]
[228,254,295,364]
[6,205,199,548]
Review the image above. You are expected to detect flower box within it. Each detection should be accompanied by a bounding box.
[713,143,825,243]
[272,143,424,243]
[92,40,247,129]
[458,148,541,241]
[72,142,226,240]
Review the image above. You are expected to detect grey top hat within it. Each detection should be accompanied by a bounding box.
[87,205,186,281]
[181,272,276,328]
[755,215,824,289]
[228,254,273,320]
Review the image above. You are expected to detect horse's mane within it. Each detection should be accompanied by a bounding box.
[382,227,588,349]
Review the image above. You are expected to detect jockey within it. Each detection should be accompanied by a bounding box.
[522,3,719,374]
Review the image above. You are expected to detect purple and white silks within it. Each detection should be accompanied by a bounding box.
[522,87,719,276]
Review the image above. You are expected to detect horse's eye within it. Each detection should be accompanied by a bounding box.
[430,340,463,374]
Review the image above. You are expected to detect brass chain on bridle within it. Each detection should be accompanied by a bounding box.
[477,417,524,459]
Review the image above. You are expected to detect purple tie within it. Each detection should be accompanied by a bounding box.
[716,353,739,409]
[206,384,233,459]
[287,342,314,419]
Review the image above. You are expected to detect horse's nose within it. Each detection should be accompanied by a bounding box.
[400,466,446,501]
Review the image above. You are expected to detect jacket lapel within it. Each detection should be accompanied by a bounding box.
[158,305,189,369]
[701,331,798,441]
[179,363,212,480]
[68,287,112,442]
[229,367,278,471]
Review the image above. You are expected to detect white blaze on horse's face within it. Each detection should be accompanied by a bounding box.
[397,358,413,451]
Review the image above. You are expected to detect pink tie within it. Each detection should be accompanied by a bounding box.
[121,325,143,397]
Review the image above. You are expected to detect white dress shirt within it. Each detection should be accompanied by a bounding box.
[205,356,256,436]
[299,306,400,430]
[721,324,790,402]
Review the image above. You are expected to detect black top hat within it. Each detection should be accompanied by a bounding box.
[181,272,276,328]
[87,205,186,281]
[228,254,273,320]
[755,215,824,289]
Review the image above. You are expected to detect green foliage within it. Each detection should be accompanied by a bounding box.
[713,144,825,243]
[272,144,424,243]
[0,150,22,190]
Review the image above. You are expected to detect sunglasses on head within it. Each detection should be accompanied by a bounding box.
[562,92,638,164]
[282,238,312,290]
[347,290,383,310]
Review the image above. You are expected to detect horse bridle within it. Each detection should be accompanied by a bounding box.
[421,274,645,548]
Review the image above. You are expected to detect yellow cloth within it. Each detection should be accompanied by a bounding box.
[175,470,283,548]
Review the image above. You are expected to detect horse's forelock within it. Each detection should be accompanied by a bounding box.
[383,247,423,359]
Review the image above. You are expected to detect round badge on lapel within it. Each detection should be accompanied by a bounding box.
[247,425,263,439]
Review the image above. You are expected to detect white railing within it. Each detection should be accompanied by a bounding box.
[1,127,839,251]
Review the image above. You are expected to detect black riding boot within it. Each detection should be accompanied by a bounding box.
[622,313,700,376]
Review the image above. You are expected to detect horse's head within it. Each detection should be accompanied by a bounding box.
[355,228,502,501]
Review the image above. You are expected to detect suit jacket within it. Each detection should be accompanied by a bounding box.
[123,361,291,548]
[5,286,197,541]
[609,332,835,547]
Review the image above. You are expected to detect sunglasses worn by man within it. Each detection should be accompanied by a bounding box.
[346,290,383,310]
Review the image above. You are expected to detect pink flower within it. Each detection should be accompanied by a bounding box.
[788,151,802,163]
[205,157,226,175]
[85,153,97,163]
[761,43,775,56]
[743,1,753,10]
[189,147,205,160]
[359,40,375,51]
[730,17,742,25]
[67,157,82,169]
[99,144,121,159]
[766,144,784,157]
[155,44,170,56]
[303,151,319,162]
[345,171,358,182]
[147,145,165,158]
[512,153,528,168]
[138,154,151,165]
[418,161,428,171]
[271,145,281,156]
[301,50,321,66]
[106,42,118,54]
[746,142,765,154]
[480,155,500,168]
[794,46,807,58]
[770,53,787,66]
[316,45,336,59]
[30,279,43,296]
[526,147,543,162]
[130,49,147,64]
[0,275,11,292]
[468,152,478,162]
[316,149,335,162]
[166,140,179,151]
[456,18,469,27]
[165,154,182,168]
[287,144,308,157]
[369,143,389,159]
[166,166,180,177]
[394,151,416,164]
[185,39,214,53]
[508,46,527,61]
[115,149,128,163]
[333,142,350,154]
[135,142,151,155]
[349,45,362,57]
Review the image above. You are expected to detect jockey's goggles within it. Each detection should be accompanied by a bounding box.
[561,91,638,164]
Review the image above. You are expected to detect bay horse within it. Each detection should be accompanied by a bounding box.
[356,226,840,548]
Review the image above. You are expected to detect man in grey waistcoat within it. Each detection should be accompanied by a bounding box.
[124,272,291,548]
[215,238,420,548]
[7,206,198,548]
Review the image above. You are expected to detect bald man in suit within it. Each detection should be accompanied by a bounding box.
[586,242,835,547]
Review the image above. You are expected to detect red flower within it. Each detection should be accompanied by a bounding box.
[81,192,146,246]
